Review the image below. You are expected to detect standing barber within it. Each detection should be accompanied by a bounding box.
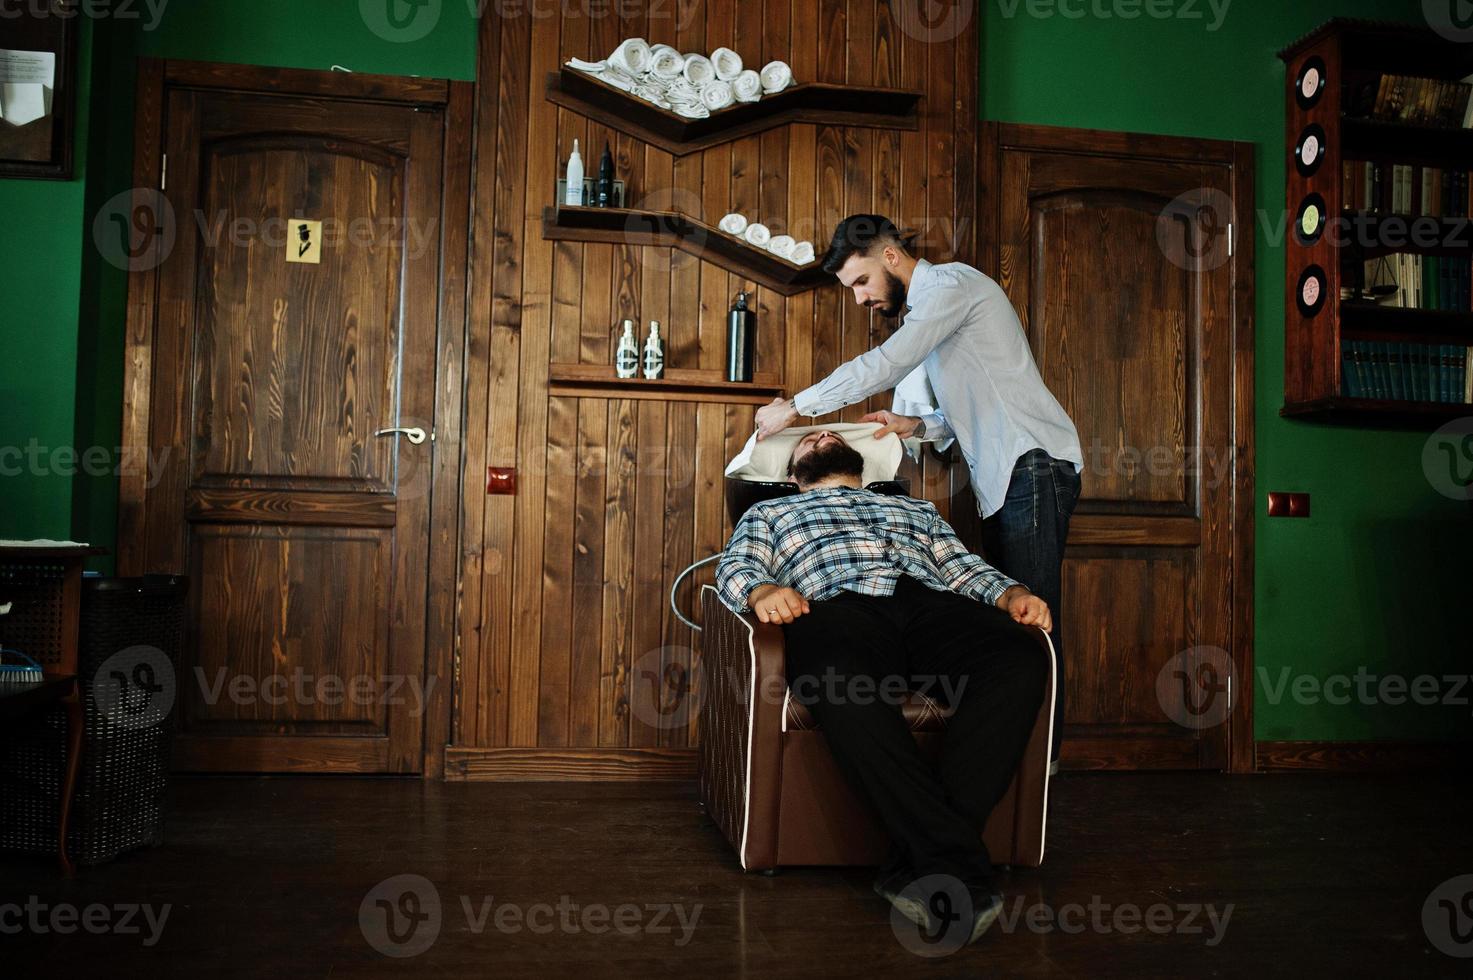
[754,214,1083,763]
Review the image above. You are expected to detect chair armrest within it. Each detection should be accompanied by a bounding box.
[1007,626,1057,867]
[697,585,788,870]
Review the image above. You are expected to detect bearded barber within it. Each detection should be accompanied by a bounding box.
[754,214,1083,764]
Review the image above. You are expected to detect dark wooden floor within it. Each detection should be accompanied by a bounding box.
[4,773,1469,976]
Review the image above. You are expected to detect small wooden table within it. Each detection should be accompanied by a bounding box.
[0,542,107,875]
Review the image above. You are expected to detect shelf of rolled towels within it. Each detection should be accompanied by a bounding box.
[717,213,817,267]
[566,38,794,119]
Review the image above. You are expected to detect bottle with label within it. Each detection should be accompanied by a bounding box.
[596,142,615,208]
[564,139,584,206]
[726,290,756,382]
[642,321,665,380]
[615,319,639,378]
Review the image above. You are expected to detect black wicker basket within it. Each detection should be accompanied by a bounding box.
[0,574,187,865]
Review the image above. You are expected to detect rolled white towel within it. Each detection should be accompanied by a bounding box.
[732,69,763,103]
[610,37,651,75]
[710,46,743,81]
[566,57,607,73]
[682,53,714,87]
[790,240,816,265]
[718,213,748,235]
[759,60,793,94]
[701,79,735,111]
[672,101,711,119]
[743,223,771,248]
[633,80,672,108]
[767,234,796,259]
[599,64,636,92]
[650,43,679,58]
[664,77,699,101]
[649,45,684,79]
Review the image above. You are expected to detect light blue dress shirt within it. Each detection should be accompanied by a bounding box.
[792,259,1083,518]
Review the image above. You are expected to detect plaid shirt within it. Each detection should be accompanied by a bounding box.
[716,486,1020,615]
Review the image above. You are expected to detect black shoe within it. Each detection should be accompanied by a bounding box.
[878,874,1004,946]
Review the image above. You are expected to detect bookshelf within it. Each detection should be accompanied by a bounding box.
[1278,19,1473,426]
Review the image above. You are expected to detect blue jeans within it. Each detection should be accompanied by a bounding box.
[980,449,1081,762]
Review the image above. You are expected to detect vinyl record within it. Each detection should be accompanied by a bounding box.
[1294,193,1328,246]
[1294,124,1327,177]
[1294,57,1327,110]
[1296,265,1328,318]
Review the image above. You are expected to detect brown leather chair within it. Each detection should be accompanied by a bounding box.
[697,583,1055,872]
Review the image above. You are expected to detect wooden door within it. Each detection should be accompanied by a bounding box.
[991,124,1254,771]
[119,62,463,773]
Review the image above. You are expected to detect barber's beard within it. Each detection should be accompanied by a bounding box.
[871,269,907,320]
[791,441,866,487]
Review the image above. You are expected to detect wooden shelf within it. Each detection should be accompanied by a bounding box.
[1341,116,1473,168]
[548,363,783,404]
[545,67,921,157]
[1281,396,1471,427]
[1338,211,1473,259]
[1340,302,1473,341]
[543,205,830,296]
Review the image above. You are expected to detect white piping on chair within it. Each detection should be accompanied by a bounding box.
[1033,625,1058,865]
[702,584,758,871]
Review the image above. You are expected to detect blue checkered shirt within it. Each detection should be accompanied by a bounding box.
[716,486,1020,615]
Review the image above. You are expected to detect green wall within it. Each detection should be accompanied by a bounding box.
[983,0,1473,741]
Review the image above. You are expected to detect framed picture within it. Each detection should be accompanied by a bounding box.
[0,3,79,180]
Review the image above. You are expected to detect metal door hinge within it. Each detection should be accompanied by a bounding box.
[1227,222,1233,258]
[161,153,168,191]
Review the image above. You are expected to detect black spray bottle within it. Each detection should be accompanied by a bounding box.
[595,142,615,208]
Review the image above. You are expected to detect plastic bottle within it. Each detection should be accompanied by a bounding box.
[615,319,639,378]
[564,139,584,206]
[643,321,665,380]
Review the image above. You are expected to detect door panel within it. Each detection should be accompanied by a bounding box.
[999,127,1242,770]
[131,70,445,773]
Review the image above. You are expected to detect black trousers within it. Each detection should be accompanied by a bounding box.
[782,576,1048,887]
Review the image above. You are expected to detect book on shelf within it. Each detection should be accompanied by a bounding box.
[1350,73,1473,128]
[1341,341,1472,403]
[1361,253,1473,312]
[1341,161,1471,217]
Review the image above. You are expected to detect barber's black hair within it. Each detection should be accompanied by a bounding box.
[821,214,904,276]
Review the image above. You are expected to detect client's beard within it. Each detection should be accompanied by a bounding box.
[869,269,907,319]
[791,440,866,487]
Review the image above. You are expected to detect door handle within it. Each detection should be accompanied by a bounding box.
[375,426,429,445]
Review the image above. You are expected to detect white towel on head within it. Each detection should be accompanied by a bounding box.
[710,46,743,81]
[732,69,763,102]
[610,37,651,75]
[791,240,816,265]
[719,212,748,235]
[566,57,607,73]
[767,234,796,259]
[682,53,715,86]
[760,60,793,93]
[743,223,771,247]
[649,45,684,79]
[701,79,734,111]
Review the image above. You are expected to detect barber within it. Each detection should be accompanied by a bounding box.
[753,214,1083,764]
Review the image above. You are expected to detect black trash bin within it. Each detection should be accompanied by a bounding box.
[0,574,187,865]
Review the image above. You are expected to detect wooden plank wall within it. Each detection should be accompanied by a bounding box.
[454,0,978,774]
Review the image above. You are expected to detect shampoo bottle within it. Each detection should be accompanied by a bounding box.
[726,290,756,382]
[615,319,639,378]
[642,321,665,380]
[564,139,584,206]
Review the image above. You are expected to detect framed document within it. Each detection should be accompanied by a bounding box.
[0,3,78,180]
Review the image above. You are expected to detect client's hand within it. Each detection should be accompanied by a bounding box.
[999,585,1052,632]
[858,410,922,439]
[748,584,810,624]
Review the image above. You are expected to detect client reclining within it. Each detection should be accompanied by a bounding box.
[715,429,1050,945]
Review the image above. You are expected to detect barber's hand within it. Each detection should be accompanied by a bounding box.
[754,397,798,441]
[748,584,810,624]
[859,410,922,439]
[1000,586,1052,633]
